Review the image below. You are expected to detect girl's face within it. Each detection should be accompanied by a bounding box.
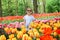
[26,8,32,15]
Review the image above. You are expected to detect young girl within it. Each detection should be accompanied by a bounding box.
[23,8,35,30]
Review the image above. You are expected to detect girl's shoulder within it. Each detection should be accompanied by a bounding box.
[24,15,33,17]
[24,15,28,17]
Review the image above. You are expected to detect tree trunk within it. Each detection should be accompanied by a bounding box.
[0,0,2,17]
[33,0,38,13]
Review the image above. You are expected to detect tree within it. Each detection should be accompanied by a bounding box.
[46,0,60,13]
[23,0,27,11]
[57,0,60,12]
[33,0,38,13]
[0,0,2,17]
[8,0,11,16]
[42,0,46,13]
[15,0,18,16]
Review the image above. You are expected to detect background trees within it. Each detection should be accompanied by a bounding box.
[0,0,2,17]
[46,0,60,13]
[0,0,60,17]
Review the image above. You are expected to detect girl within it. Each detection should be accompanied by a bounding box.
[23,7,35,30]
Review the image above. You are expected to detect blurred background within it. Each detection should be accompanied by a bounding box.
[0,0,60,17]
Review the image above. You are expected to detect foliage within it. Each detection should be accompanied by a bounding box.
[46,0,60,13]
[0,0,60,16]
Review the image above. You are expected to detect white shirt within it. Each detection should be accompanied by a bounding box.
[23,15,35,27]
